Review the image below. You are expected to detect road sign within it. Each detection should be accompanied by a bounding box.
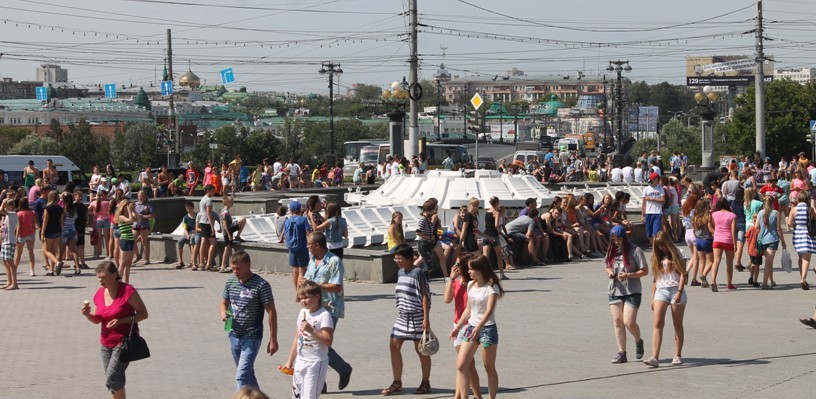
[35,86,48,101]
[161,81,173,96]
[810,120,816,133]
[220,68,235,84]
[470,93,483,111]
[209,143,218,150]
[104,84,117,99]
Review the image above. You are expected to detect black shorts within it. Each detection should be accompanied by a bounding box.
[199,224,213,238]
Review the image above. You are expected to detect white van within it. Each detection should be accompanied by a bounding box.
[0,155,87,190]
[513,150,546,164]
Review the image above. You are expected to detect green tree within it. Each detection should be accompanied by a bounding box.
[61,119,97,171]
[45,118,63,141]
[0,126,31,154]
[110,122,158,170]
[10,134,61,154]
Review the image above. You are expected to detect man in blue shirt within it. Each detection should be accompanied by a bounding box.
[220,251,279,390]
[284,200,311,292]
[301,232,353,392]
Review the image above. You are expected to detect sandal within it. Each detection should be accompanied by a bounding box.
[381,381,402,396]
[414,380,431,394]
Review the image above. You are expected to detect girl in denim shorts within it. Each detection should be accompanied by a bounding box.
[605,225,648,365]
[644,232,687,368]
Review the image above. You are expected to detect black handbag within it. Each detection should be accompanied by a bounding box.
[808,214,816,238]
[120,313,150,362]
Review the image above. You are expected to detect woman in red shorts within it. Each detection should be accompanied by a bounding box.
[709,197,737,292]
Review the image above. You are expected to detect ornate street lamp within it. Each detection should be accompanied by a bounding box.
[606,60,632,153]
[695,85,720,170]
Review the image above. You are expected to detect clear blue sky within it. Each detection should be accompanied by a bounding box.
[0,0,813,94]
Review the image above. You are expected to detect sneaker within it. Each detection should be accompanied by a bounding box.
[643,357,659,367]
[726,284,737,290]
[636,339,644,360]
[174,262,185,270]
[735,264,746,272]
[611,351,628,364]
[711,283,718,292]
[699,276,709,288]
[29,271,35,277]
[55,262,64,276]
[690,280,701,286]
[771,281,777,287]
[748,277,754,285]
[761,284,773,290]
[80,263,90,270]
[45,272,54,276]
[671,356,683,366]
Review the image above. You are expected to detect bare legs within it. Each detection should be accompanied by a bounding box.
[799,252,811,286]
[388,338,431,390]
[609,303,641,353]
[456,339,496,399]
[651,300,686,360]
[118,249,135,284]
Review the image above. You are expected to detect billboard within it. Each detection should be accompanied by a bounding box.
[685,55,774,86]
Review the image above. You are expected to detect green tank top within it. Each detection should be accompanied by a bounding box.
[119,221,134,241]
[24,173,35,186]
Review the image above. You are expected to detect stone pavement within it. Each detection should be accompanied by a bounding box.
[1,235,815,399]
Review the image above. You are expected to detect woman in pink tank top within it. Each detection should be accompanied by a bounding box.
[708,197,737,292]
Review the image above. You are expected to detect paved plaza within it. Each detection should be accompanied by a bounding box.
[1,235,815,399]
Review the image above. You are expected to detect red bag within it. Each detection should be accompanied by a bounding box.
[746,226,759,257]
[90,229,99,246]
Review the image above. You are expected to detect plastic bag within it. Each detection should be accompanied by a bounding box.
[781,250,792,273]
[418,329,439,356]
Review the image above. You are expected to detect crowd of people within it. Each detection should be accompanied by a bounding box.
[4,147,816,398]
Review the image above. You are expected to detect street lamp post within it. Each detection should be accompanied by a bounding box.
[695,85,720,170]
[433,64,451,142]
[606,60,632,154]
[382,79,409,158]
[319,62,343,167]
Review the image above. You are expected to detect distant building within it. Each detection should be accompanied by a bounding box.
[37,64,68,83]
[443,73,624,104]
[773,68,816,85]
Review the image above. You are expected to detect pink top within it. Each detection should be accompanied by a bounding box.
[711,210,736,244]
[17,210,36,237]
[28,186,40,204]
[451,278,468,324]
[90,200,111,222]
[791,178,808,202]
[93,282,138,348]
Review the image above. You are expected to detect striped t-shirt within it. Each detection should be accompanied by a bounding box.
[222,274,275,339]
[395,267,430,315]
[119,220,134,241]
[416,215,435,243]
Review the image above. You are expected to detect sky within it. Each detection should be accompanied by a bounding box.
[0,0,814,95]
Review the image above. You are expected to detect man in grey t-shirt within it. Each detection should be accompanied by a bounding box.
[505,209,547,265]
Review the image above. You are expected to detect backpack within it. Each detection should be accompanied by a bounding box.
[284,216,305,251]
[746,226,760,257]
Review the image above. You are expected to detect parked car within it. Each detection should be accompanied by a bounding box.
[538,135,555,152]
[477,157,497,170]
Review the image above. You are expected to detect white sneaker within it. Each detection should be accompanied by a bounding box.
[643,357,659,367]
[672,356,683,366]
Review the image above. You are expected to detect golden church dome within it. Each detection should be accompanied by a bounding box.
[179,68,201,89]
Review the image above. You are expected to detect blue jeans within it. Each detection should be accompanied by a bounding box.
[329,316,352,377]
[229,336,261,390]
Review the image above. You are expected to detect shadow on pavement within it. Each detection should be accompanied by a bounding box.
[346,294,393,302]
[138,286,204,291]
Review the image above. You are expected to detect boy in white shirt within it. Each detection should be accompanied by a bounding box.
[641,172,666,245]
[282,280,334,399]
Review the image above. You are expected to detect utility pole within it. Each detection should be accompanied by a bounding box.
[755,0,766,158]
[166,28,179,166]
[407,0,419,159]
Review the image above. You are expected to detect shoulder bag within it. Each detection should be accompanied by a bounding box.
[120,313,150,362]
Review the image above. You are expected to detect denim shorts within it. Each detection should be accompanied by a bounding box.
[177,233,201,248]
[695,237,713,253]
[685,229,696,247]
[119,239,134,251]
[736,222,746,242]
[61,229,77,243]
[18,234,36,243]
[464,323,499,347]
[480,235,500,247]
[608,293,642,308]
[452,322,467,347]
[95,219,111,229]
[763,241,779,251]
[44,232,61,240]
[654,286,688,305]
[289,249,309,267]
[113,227,121,239]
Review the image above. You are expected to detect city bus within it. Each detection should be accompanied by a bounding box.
[342,140,387,175]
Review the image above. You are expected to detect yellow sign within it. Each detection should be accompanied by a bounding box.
[470,93,483,111]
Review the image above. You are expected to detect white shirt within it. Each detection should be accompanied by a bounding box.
[651,166,662,176]
[810,168,816,185]
[382,162,391,179]
[467,282,500,327]
[643,184,666,215]
[634,168,644,183]
[89,173,101,190]
[390,162,400,177]
[295,307,334,362]
[288,163,301,177]
[621,166,634,183]
[273,162,282,175]
[610,168,622,182]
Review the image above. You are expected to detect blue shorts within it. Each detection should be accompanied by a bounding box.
[608,293,642,308]
[95,219,111,229]
[695,237,713,253]
[645,214,662,238]
[762,241,779,251]
[289,249,309,267]
[177,233,201,248]
[119,239,134,251]
[736,223,746,243]
[464,324,499,347]
[61,229,77,243]
[654,286,688,305]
